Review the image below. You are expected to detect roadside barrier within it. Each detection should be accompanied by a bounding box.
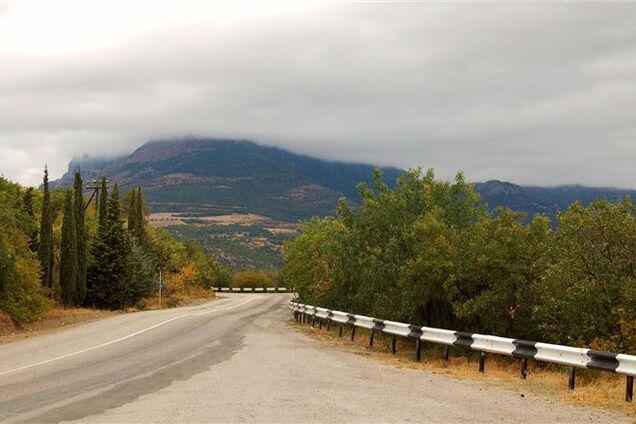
[211,286,288,293]
[290,302,636,402]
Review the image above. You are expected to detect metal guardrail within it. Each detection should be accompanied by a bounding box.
[290,302,636,402]
[211,286,288,293]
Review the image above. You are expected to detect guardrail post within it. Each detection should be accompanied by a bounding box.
[311,316,316,327]
[391,335,397,354]
[520,358,528,380]
[350,325,356,341]
[339,324,343,337]
[443,345,450,362]
[626,376,634,402]
[369,329,375,347]
[568,366,576,390]
[318,318,322,330]
[327,319,331,332]
[479,352,486,373]
[415,339,422,362]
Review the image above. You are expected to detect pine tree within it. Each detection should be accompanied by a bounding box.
[38,167,54,288]
[60,190,77,306]
[98,177,108,234]
[74,172,87,305]
[87,184,131,309]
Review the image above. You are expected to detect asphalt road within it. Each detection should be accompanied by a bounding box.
[0,294,629,423]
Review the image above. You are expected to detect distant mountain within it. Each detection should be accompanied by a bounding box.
[474,180,635,223]
[52,138,634,269]
[54,138,404,221]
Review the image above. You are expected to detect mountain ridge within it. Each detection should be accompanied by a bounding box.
[51,138,634,269]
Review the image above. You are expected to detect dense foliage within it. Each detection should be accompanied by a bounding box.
[0,178,51,322]
[0,170,231,321]
[283,169,636,353]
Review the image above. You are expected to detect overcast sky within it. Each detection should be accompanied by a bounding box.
[1,1,635,188]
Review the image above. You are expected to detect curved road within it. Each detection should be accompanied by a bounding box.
[0,294,628,423]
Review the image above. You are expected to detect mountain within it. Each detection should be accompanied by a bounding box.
[56,138,403,221]
[53,138,634,269]
[474,180,635,222]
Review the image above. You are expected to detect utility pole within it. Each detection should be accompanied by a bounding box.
[158,270,162,309]
[84,180,109,211]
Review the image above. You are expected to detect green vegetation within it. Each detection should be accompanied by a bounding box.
[0,170,233,322]
[167,223,295,270]
[283,169,636,353]
[232,269,277,288]
[0,177,51,322]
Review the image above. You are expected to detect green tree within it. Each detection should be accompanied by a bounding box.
[98,177,108,234]
[0,178,51,322]
[534,199,636,352]
[38,167,54,288]
[444,209,552,337]
[74,172,87,305]
[22,187,39,252]
[87,184,131,309]
[127,188,146,245]
[125,238,155,305]
[60,190,78,306]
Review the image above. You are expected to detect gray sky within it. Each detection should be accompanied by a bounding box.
[1,1,635,188]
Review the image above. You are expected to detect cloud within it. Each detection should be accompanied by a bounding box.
[0,1,635,187]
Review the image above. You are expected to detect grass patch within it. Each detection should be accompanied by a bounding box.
[290,317,636,418]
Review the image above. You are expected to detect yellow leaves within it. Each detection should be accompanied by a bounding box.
[166,263,198,295]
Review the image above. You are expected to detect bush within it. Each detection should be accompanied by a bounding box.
[233,270,275,288]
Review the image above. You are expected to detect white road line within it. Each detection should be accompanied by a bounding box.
[0,297,256,376]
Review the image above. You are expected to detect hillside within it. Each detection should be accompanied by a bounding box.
[54,138,403,269]
[474,180,636,222]
[54,138,635,269]
[55,138,403,221]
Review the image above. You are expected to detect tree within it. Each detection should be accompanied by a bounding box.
[98,177,108,235]
[22,187,39,252]
[125,238,155,305]
[38,167,54,288]
[87,184,131,309]
[444,209,551,337]
[0,178,51,322]
[534,199,636,352]
[60,190,78,306]
[73,172,87,305]
[127,188,146,245]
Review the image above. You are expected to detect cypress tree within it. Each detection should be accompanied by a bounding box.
[127,188,146,245]
[128,188,138,235]
[74,172,87,305]
[60,190,77,306]
[22,187,39,252]
[38,166,54,288]
[98,177,108,234]
[136,188,147,245]
[88,184,131,309]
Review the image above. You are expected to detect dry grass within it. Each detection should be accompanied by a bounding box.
[139,286,216,311]
[291,318,636,418]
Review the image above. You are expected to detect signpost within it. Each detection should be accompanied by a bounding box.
[158,270,163,309]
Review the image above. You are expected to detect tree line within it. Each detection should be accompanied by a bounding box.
[283,169,636,353]
[1,169,232,322]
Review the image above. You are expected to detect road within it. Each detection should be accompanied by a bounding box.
[0,294,628,423]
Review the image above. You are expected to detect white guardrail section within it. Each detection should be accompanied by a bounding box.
[211,287,288,293]
[288,302,636,378]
